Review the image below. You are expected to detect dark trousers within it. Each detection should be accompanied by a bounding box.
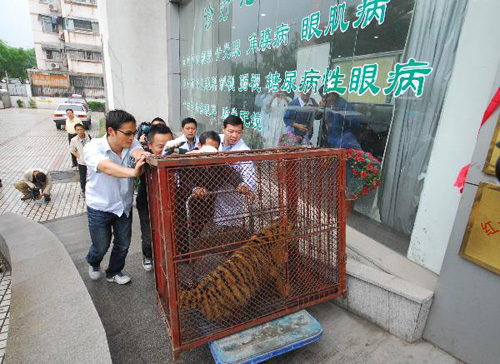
[78,164,87,193]
[86,206,133,278]
[68,133,77,167]
[137,202,152,260]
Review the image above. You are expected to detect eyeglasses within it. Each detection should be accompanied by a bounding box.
[117,129,137,137]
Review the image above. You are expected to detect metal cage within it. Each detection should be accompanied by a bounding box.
[146,147,347,359]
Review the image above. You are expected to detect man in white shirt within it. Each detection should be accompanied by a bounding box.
[215,115,254,227]
[69,123,91,195]
[66,109,82,168]
[84,109,149,285]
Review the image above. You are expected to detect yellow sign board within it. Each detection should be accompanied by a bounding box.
[460,182,500,275]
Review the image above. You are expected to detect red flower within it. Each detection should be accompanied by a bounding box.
[366,163,372,171]
[372,180,378,186]
[352,169,359,176]
[372,169,378,175]
[356,150,363,156]
[362,186,369,195]
[360,171,367,179]
[355,156,365,162]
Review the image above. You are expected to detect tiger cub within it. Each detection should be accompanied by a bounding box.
[179,219,293,322]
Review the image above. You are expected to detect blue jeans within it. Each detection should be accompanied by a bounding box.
[86,206,132,278]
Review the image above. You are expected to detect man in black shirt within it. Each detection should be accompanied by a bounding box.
[136,124,173,271]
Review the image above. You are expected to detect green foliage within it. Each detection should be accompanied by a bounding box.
[99,118,106,137]
[28,98,36,108]
[0,40,36,82]
[88,101,106,112]
[16,99,24,108]
[242,127,264,149]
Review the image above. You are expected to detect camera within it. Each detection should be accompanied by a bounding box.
[30,187,41,200]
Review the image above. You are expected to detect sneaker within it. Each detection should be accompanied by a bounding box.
[88,265,101,280]
[142,257,153,272]
[107,273,131,285]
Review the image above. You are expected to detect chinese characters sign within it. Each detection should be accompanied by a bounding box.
[185,0,432,131]
[31,72,70,87]
[460,182,500,275]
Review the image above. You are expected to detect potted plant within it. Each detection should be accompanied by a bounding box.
[345,149,382,216]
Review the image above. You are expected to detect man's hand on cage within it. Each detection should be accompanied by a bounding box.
[132,149,151,161]
[192,187,209,198]
[133,154,147,177]
[236,183,254,202]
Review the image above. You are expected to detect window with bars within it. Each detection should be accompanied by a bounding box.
[70,75,104,88]
[73,19,92,31]
[72,0,97,4]
[45,49,62,60]
[65,18,99,33]
[67,50,103,61]
[40,15,58,33]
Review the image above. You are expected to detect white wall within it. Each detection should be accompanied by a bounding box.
[97,0,169,122]
[64,30,101,46]
[61,1,99,20]
[67,59,102,74]
[28,0,62,18]
[408,0,500,273]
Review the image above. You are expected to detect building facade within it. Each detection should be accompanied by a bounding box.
[28,0,105,98]
[98,1,500,363]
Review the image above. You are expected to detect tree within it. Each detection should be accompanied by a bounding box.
[0,40,36,82]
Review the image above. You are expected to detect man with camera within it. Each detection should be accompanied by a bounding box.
[137,117,167,149]
[14,169,52,202]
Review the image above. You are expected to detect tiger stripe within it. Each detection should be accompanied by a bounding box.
[179,220,293,322]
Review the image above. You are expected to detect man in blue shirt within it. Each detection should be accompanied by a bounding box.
[84,110,149,285]
[136,124,173,271]
[283,90,320,145]
[319,91,362,150]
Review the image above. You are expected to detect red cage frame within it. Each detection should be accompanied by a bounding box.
[146,147,347,360]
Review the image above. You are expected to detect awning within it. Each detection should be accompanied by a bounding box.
[64,43,102,52]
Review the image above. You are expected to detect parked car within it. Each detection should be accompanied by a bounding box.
[65,94,89,108]
[53,103,92,130]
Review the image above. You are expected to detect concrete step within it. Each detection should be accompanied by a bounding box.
[334,226,436,343]
[0,212,112,364]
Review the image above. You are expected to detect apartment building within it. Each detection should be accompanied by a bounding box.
[28,0,105,98]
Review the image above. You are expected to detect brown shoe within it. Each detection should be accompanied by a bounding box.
[21,195,31,201]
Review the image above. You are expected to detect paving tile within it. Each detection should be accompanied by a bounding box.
[0,109,102,223]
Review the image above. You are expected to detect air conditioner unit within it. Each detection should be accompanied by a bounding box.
[49,63,61,70]
[49,4,59,12]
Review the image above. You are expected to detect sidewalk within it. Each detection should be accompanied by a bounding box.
[43,213,462,364]
[0,108,102,222]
